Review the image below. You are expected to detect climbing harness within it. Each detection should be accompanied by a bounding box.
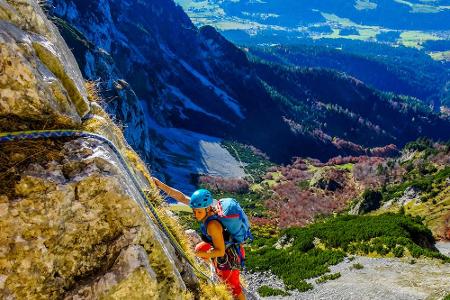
[0,130,212,282]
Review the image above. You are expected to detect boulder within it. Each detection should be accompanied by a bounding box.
[350,190,382,215]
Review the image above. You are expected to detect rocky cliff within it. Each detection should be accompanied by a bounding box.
[0,0,229,298]
[48,0,251,191]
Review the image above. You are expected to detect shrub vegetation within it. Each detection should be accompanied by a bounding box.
[257,286,290,297]
[382,166,450,202]
[246,213,449,292]
[315,272,341,284]
[352,263,364,270]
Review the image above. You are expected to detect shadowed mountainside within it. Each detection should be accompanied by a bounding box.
[50,0,450,168]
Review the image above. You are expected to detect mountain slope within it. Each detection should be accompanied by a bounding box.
[177,0,450,108]
[50,0,250,190]
[248,44,450,109]
[50,0,450,185]
[252,60,450,147]
[189,138,450,298]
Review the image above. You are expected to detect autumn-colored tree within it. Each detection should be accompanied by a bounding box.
[198,175,249,193]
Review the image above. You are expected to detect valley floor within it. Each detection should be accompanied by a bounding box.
[244,244,450,300]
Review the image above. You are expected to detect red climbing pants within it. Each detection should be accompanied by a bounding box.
[195,242,244,297]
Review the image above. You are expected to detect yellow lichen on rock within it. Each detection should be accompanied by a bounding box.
[101,268,159,300]
[0,138,188,299]
[0,26,82,128]
[33,41,89,117]
[0,0,90,130]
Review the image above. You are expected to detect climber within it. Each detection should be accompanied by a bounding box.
[151,177,246,300]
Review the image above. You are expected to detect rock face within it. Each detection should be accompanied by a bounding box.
[0,138,192,298]
[0,0,89,129]
[48,0,254,190]
[49,0,158,164]
[381,186,421,210]
[0,1,209,298]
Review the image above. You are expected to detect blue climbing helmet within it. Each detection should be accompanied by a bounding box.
[189,189,213,209]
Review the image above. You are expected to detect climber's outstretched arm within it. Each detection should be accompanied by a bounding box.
[152,177,190,205]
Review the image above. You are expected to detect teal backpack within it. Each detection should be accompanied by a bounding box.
[200,198,253,267]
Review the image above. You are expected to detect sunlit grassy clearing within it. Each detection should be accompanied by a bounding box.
[429,50,450,61]
[354,0,377,10]
[320,12,443,47]
[335,163,354,171]
[393,0,450,13]
[399,31,441,48]
[405,186,450,239]
[318,12,381,41]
